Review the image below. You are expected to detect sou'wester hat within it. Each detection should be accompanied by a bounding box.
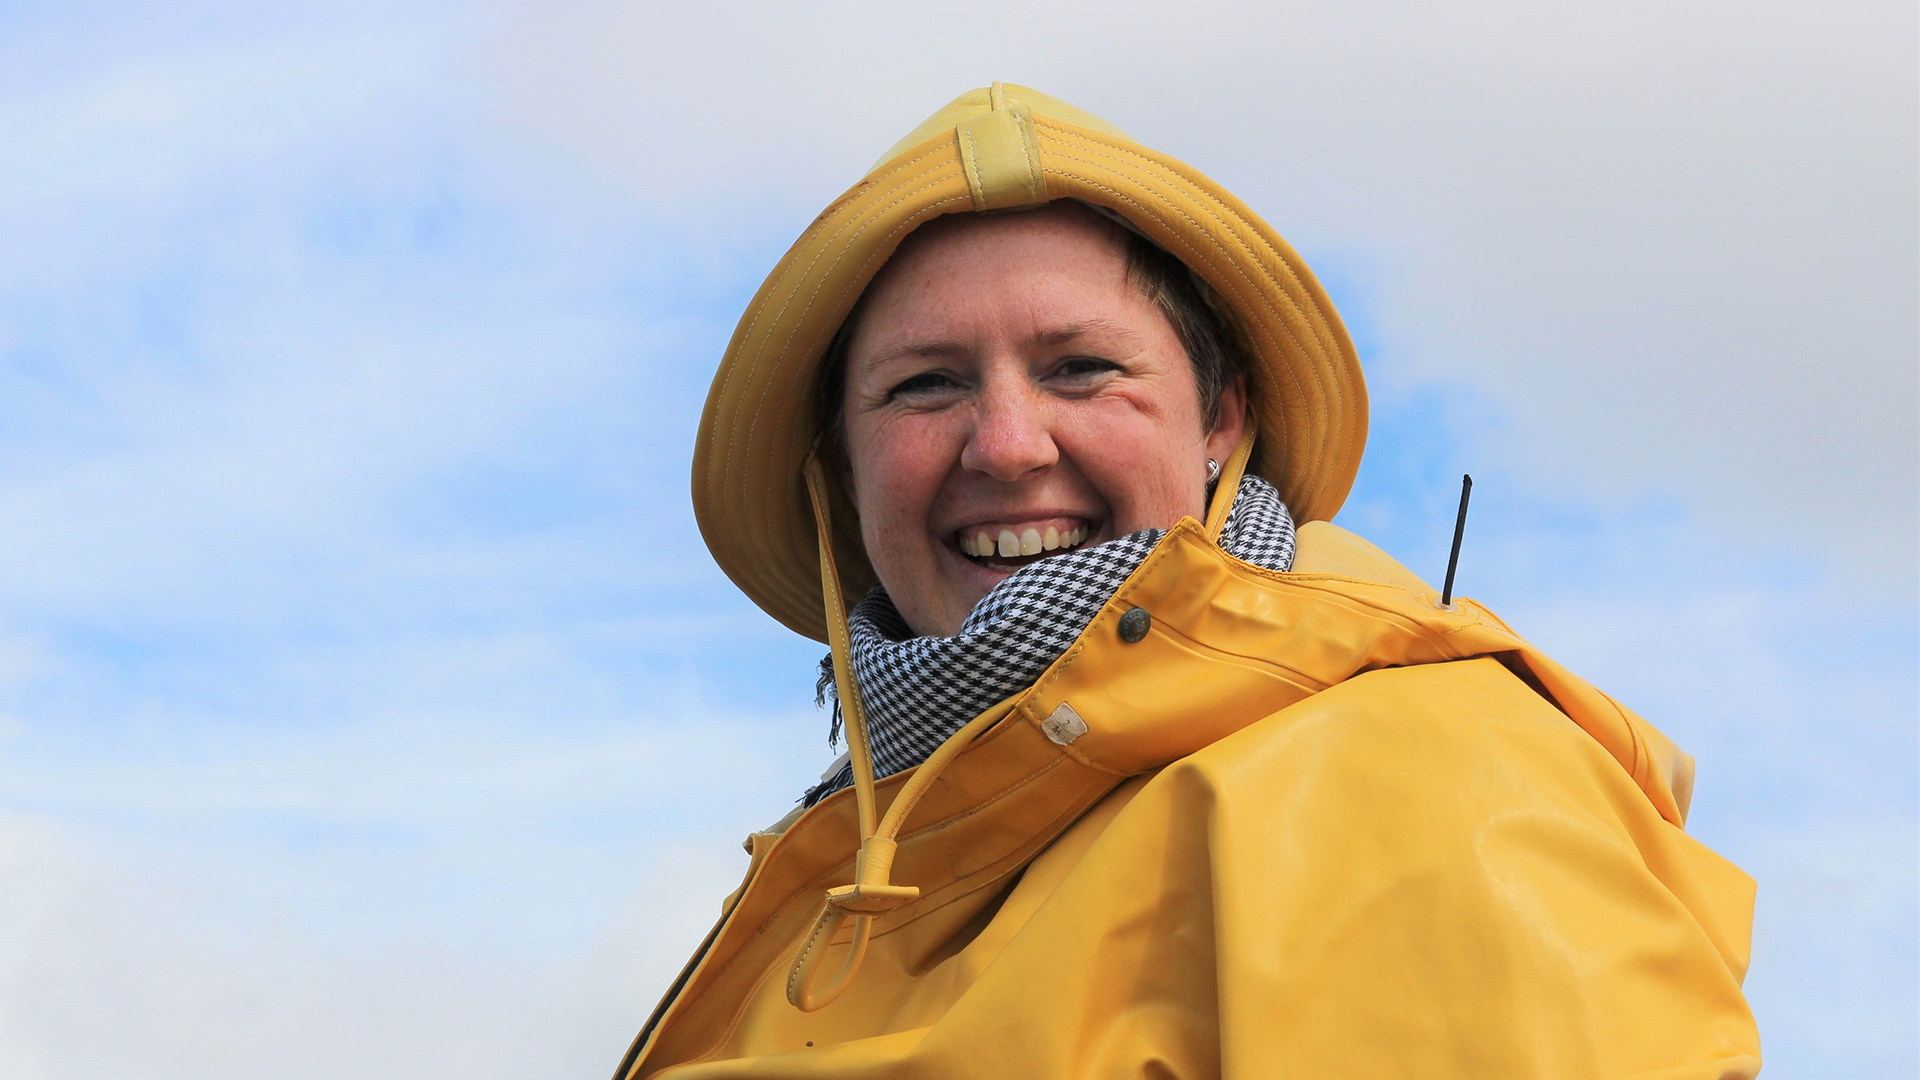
[693,82,1368,643]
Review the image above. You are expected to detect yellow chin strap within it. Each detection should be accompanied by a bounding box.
[1204,425,1258,541]
[789,455,1008,1012]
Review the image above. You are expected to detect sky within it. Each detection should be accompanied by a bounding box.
[0,1,1913,1076]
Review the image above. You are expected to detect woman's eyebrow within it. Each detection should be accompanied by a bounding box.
[864,339,968,369]
[1034,318,1138,347]
[864,318,1139,370]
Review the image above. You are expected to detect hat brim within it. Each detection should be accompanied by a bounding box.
[693,112,1367,642]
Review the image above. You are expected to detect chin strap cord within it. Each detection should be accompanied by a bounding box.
[1204,426,1258,542]
[787,426,1255,1012]
[789,456,1009,1012]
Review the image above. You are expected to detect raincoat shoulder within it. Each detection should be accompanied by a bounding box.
[618,520,1761,1080]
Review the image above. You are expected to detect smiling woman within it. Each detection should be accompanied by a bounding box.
[827,203,1246,637]
[619,83,1762,1080]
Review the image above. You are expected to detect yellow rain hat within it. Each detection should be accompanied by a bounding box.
[692,82,1367,642]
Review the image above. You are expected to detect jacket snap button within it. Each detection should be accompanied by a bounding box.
[1118,607,1151,643]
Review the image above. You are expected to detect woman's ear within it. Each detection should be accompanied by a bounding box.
[1205,376,1249,464]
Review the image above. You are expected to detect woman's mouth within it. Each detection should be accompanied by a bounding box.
[955,520,1091,571]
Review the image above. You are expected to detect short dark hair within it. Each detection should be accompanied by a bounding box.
[815,206,1249,445]
[1117,226,1248,431]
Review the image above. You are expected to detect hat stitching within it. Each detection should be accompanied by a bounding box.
[1039,124,1361,505]
[707,145,956,525]
[721,142,949,375]
[1043,123,1348,357]
[959,126,985,207]
[719,165,966,583]
[1039,128,1359,473]
[1014,114,1043,201]
[746,186,971,569]
[716,155,959,505]
[1037,132,1348,419]
[737,184,976,633]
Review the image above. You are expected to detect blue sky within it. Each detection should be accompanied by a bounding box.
[0,2,1913,1077]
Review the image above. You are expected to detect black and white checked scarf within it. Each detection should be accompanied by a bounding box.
[806,475,1296,804]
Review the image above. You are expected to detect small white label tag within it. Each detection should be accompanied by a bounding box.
[1039,701,1089,746]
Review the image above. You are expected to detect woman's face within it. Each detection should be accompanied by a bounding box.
[840,204,1247,637]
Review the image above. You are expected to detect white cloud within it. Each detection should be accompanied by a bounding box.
[484,0,1918,589]
[0,811,749,1080]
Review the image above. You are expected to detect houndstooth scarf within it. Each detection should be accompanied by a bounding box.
[805,475,1296,804]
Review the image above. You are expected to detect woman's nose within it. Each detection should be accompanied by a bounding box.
[960,381,1058,482]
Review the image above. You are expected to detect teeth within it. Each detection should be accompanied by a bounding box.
[961,524,1092,560]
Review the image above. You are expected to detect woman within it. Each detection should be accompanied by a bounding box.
[616,84,1760,1079]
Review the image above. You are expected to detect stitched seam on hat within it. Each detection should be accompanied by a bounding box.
[1043,130,1357,515]
[1015,115,1043,201]
[715,162,964,621]
[960,127,985,208]
[713,146,950,464]
[720,153,954,491]
[707,147,953,561]
[1042,158,1340,519]
[1040,124,1355,505]
[744,185,971,519]
[739,183,974,630]
[720,145,947,387]
[1042,128,1339,351]
[1040,124,1345,369]
[731,168,959,472]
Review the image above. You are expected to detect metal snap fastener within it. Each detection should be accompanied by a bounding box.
[1118,606,1151,643]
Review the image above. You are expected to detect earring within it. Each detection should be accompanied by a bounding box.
[1206,459,1221,486]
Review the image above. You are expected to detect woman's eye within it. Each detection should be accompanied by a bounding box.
[887,371,959,400]
[1053,357,1120,381]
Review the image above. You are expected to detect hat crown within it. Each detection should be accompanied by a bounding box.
[867,81,1132,176]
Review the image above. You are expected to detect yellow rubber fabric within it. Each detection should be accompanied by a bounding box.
[614,523,1758,1080]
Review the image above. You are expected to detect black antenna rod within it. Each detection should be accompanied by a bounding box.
[1441,474,1473,608]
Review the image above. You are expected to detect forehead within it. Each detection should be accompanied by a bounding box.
[850,204,1139,342]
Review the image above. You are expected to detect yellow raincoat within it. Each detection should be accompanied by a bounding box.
[623,83,1760,1078]
[615,516,1759,1078]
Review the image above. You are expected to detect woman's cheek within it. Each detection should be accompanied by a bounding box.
[862,426,948,529]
